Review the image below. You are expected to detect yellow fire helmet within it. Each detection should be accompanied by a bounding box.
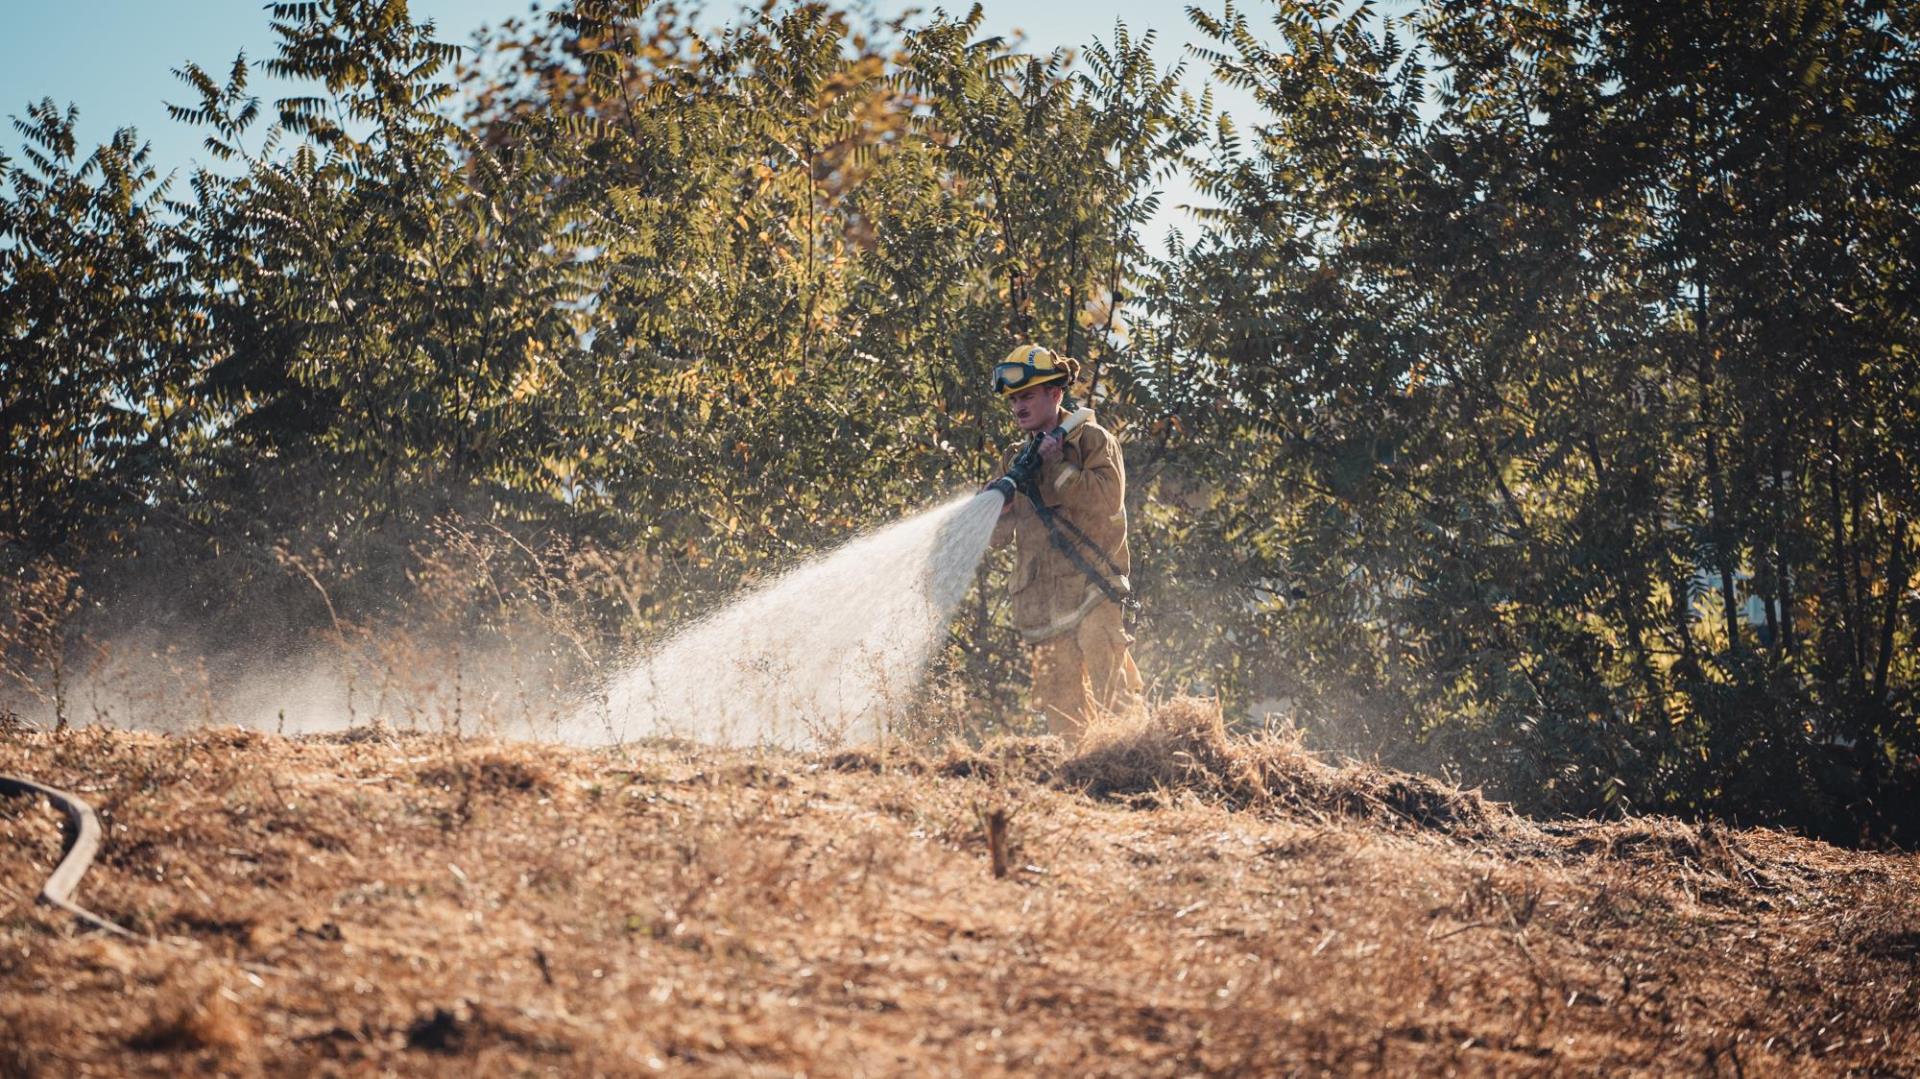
[992,344,1077,397]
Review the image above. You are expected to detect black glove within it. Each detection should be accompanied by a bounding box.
[1003,439,1042,491]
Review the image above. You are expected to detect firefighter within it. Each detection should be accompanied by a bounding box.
[987,344,1143,745]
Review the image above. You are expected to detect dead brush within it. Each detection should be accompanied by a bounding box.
[975,802,1016,878]
[0,998,72,1078]
[825,742,929,774]
[1059,696,1504,838]
[414,746,555,797]
[1574,816,1777,895]
[403,998,576,1057]
[0,549,81,730]
[964,749,1037,879]
[7,725,1920,1074]
[1061,695,1247,801]
[937,735,1065,783]
[126,968,254,1057]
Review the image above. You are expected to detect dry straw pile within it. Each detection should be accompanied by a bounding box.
[2,703,1917,1075]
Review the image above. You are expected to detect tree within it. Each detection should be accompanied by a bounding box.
[1143,0,1918,839]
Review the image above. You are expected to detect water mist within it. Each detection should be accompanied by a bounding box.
[568,490,1007,749]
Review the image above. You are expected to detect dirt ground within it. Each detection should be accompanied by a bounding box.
[3,704,1917,1076]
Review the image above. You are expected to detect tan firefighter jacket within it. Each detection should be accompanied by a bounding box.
[990,409,1131,644]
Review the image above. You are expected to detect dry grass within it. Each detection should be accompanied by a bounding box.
[2,701,1916,1076]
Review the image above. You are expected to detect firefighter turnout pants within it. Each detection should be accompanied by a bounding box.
[1029,600,1144,746]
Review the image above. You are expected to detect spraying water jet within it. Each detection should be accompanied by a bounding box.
[571,396,1146,750]
[572,490,1009,749]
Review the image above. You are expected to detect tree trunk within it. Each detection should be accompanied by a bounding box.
[1063,231,1080,361]
[1694,277,1742,654]
[1761,563,1780,648]
[1706,427,1742,652]
[1825,425,1865,694]
[1871,516,1910,703]
[1848,451,1872,678]
[1773,427,1796,653]
[1582,435,1670,718]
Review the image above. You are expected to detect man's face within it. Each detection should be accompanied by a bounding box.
[1006,384,1064,434]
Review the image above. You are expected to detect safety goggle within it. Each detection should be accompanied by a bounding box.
[993,360,1067,395]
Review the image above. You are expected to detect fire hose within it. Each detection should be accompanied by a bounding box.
[0,772,137,937]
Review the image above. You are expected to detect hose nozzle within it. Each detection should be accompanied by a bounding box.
[991,437,1044,501]
[990,409,1092,503]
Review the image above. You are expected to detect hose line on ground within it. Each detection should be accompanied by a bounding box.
[0,772,138,937]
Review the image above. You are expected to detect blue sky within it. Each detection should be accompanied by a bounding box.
[1,2,1279,254]
[2,1,1242,175]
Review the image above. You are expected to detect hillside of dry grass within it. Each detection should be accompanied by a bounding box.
[3,702,1917,1076]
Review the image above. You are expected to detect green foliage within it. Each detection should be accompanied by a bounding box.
[1137,0,1918,842]
[2,101,196,553]
[1,0,1914,841]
